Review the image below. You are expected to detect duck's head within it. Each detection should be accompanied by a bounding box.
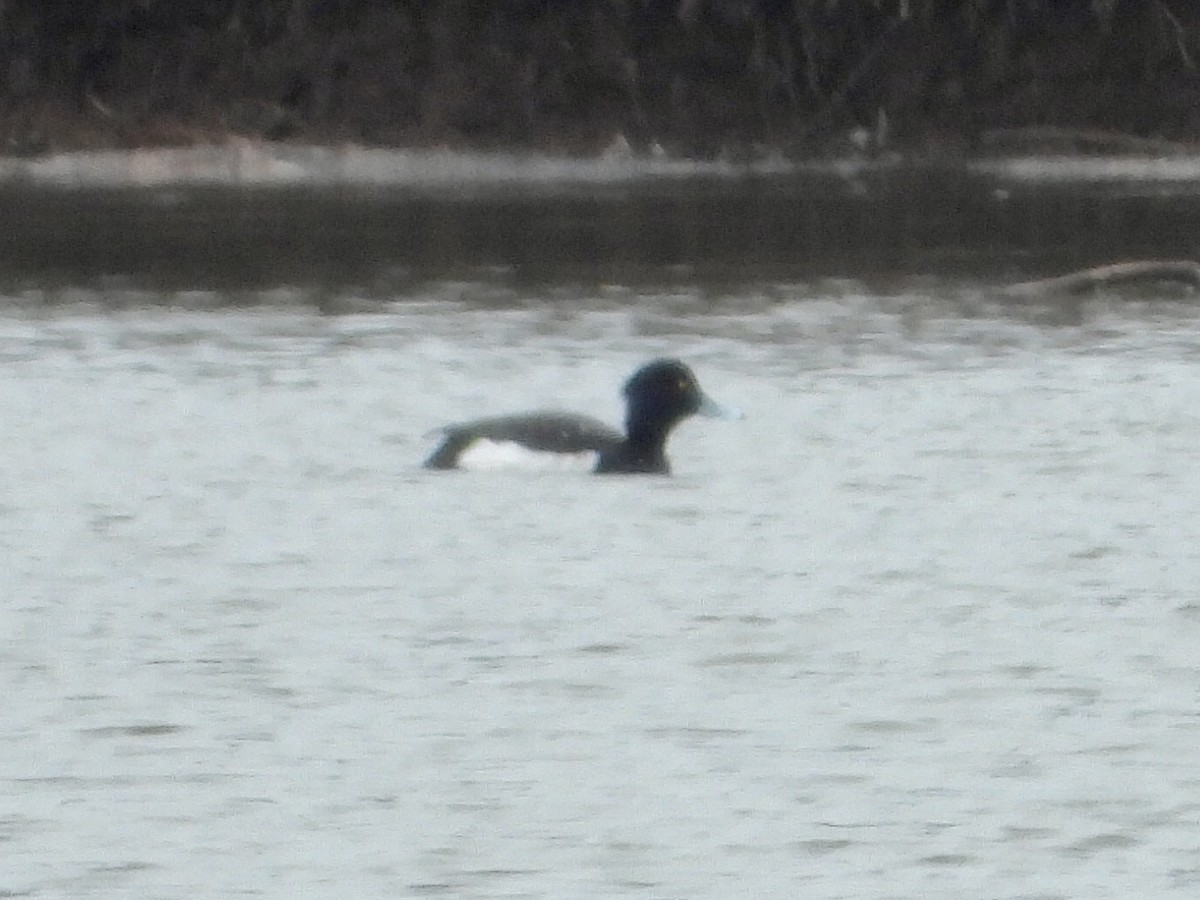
[622,358,741,440]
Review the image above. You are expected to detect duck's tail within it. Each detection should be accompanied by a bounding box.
[422,430,472,470]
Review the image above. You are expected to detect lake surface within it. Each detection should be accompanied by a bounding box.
[2,165,1200,898]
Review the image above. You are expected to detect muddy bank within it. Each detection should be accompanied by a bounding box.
[2,1,1199,158]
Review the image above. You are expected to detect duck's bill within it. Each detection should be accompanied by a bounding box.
[697,392,745,420]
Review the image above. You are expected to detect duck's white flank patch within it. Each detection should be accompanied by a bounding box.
[457,438,599,472]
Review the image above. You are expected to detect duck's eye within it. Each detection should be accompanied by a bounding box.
[677,378,690,391]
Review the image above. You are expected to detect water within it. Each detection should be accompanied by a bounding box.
[6,157,1200,294]
[3,167,1200,898]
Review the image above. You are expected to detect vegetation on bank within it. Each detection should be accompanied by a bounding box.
[2,0,1198,158]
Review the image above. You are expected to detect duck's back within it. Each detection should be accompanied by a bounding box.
[424,412,623,470]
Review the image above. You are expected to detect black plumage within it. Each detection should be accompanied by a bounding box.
[423,359,737,475]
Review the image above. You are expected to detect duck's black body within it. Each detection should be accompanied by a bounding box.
[423,359,737,475]
[423,412,623,470]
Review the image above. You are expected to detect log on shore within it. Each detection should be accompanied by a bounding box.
[1002,261,1200,298]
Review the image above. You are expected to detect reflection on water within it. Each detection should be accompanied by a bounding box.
[3,167,1200,299]
[3,173,1200,899]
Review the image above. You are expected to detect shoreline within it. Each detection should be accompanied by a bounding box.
[4,139,1200,194]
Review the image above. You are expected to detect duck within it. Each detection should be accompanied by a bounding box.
[423,358,740,474]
